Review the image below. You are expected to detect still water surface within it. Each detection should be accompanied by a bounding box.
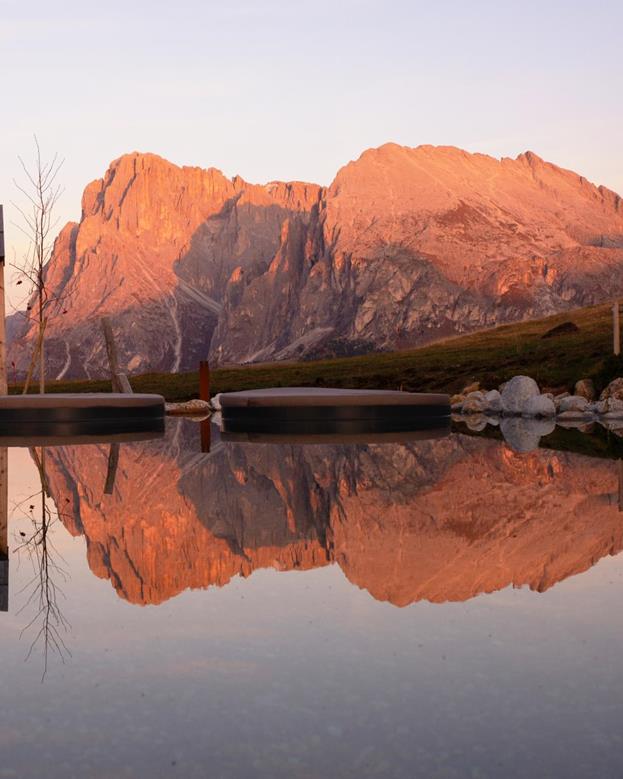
[1,419,623,778]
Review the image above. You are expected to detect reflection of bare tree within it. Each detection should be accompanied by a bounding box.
[0,447,8,613]
[14,447,70,680]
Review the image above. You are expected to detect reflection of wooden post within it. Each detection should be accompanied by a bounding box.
[200,419,211,453]
[199,360,210,401]
[618,459,623,512]
[104,443,120,495]
[614,302,621,357]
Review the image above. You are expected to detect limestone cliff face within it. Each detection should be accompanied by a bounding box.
[8,153,321,378]
[212,144,623,362]
[42,422,623,607]
[8,144,623,376]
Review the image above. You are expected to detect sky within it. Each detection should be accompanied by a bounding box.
[1,0,621,306]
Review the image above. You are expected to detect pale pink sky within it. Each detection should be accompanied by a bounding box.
[1,0,621,306]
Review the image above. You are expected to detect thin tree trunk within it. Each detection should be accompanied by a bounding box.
[39,330,45,393]
[38,271,45,393]
[23,319,46,395]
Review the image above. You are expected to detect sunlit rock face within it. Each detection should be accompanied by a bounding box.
[42,422,623,607]
[8,153,321,378]
[8,144,623,376]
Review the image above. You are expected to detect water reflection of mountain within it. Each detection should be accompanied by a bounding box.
[43,420,623,607]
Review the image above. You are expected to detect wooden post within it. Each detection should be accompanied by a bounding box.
[0,207,8,611]
[101,317,122,392]
[614,301,621,357]
[199,360,210,401]
[115,373,133,394]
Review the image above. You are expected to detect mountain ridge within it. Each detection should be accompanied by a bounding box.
[8,143,623,378]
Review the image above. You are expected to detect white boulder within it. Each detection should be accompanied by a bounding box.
[557,410,594,421]
[553,392,570,411]
[482,389,502,414]
[500,376,540,415]
[521,394,556,418]
[558,395,589,413]
[500,417,555,453]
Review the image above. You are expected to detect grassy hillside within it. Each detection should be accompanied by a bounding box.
[11,302,623,402]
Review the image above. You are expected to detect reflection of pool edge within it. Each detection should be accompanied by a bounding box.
[453,417,623,460]
[221,420,451,444]
[0,393,166,445]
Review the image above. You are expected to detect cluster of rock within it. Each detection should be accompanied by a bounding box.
[165,399,211,417]
[452,376,623,422]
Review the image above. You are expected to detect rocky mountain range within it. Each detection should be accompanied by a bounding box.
[42,420,623,607]
[8,144,623,378]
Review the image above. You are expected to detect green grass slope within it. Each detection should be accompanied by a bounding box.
[12,302,623,402]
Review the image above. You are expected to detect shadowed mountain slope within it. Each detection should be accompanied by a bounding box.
[9,144,623,377]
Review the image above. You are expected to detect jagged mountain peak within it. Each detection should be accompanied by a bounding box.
[8,142,623,378]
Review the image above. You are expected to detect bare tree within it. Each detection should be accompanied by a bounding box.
[12,136,64,394]
[14,447,71,681]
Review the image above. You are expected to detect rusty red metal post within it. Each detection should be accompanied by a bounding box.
[200,418,211,453]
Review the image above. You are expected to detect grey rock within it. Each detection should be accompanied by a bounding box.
[600,378,623,401]
[165,399,212,416]
[595,397,623,416]
[574,378,595,400]
[556,420,595,432]
[500,376,540,415]
[482,389,502,414]
[557,410,594,421]
[464,413,488,431]
[558,395,589,413]
[521,394,556,418]
[599,418,623,432]
[500,417,556,453]
[553,392,570,411]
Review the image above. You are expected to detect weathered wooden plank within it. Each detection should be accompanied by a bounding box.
[199,360,210,401]
[101,316,122,392]
[115,373,133,394]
